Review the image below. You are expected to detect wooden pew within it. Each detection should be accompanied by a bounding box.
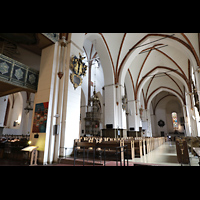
[123,138,143,159]
[74,136,166,162]
[145,137,165,153]
[96,140,125,161]
[190,137,200,156]
[134,139,143,158]
[74,140,127,165]
[145,138,150,154]
[142,138,146,155]
[74,141,97,165]
[176,138,190,165]
[123,139,134,159]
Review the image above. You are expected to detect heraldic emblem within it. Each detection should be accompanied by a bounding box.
[70,53,87,89]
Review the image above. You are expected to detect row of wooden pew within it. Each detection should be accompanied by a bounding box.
[183,136,200,156]
[123,137,166,159]
[74,136,166,160]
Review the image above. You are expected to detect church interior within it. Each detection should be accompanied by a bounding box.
[0,33,200,166]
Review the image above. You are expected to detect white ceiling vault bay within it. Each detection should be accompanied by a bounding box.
[83,33,199,109]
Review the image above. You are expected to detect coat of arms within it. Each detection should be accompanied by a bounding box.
[70,53,87,89]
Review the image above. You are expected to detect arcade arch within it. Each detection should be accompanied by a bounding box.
[150,91,185,137]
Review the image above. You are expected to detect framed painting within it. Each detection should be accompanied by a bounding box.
[32,102,48,133]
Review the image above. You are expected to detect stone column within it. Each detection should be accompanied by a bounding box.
[104,84,117,128]
[115,84,126,129]
[143,109,152,137]
[133,100,141,131]
[30,43,59,165]
[127,100,135,130]
[63,35,85,156]
[182,105,189,136]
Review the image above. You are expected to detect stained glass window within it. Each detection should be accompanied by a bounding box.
[172,112,178,130]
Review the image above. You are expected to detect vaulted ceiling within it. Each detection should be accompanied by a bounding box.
[83,33,200,110]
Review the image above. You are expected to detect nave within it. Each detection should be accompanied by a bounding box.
[50,140,199,166]
[1,33,200,165]
[0,138,199,166]
[52,138,200,166]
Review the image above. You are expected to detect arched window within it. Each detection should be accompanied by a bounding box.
[172,112,178,130]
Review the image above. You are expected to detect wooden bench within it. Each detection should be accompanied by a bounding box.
[133,139,143,158]
[74,137,166,162]
[148,137,165,152]
[74,141,97,165]
[96,140,125,161]
[123,139,134,159]
[145,138,150,154]
[190,137,200,156]
[74,140,127,165]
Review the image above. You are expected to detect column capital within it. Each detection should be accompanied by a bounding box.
[186,92,193,96]
[194,66,200,73]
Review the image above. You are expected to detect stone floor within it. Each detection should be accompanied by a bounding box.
[129,141,199,166]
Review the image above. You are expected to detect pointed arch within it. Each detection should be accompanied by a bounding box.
[146,86,185,110]
[84,33,115,86]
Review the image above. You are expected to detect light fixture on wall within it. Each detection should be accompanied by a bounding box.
[57,33,67,79]
[13,119,20,127]
[24,100,33,114]
[196,67,200,73]
[13,120,17,127]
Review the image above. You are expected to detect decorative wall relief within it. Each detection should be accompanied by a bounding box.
[158,119,165,127]
[70,53,87,89]
[122,95,128,111]
[0,62,9,74]
[14,68,24,80]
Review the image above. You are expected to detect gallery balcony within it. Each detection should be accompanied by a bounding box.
[0,53,39,97]
[0,33,59,97]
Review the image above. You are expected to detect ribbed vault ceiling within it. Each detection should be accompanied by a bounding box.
[83,33,200,109]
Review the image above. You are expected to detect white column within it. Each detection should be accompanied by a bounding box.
[182,105,189,136]
[191,94,198,136]
[144,109,152,137]
[64,39,84,156]
[64,77,82,156]
[131,100,140,132]
[194,67,200,93]
[127,100,135,130]
[194,106,200,136]
[185,93,192,136]
[185,92,199,137]
[53,39,68,162]
[115,84,126,129]
[151,114,157,137]
[30,43,59,165]
[104,84,117,128]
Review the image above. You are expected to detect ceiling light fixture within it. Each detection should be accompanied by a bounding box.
[129,34,175,51]
[139,44,168,54]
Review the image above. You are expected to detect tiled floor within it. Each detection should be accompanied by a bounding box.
[129,141,199,166]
